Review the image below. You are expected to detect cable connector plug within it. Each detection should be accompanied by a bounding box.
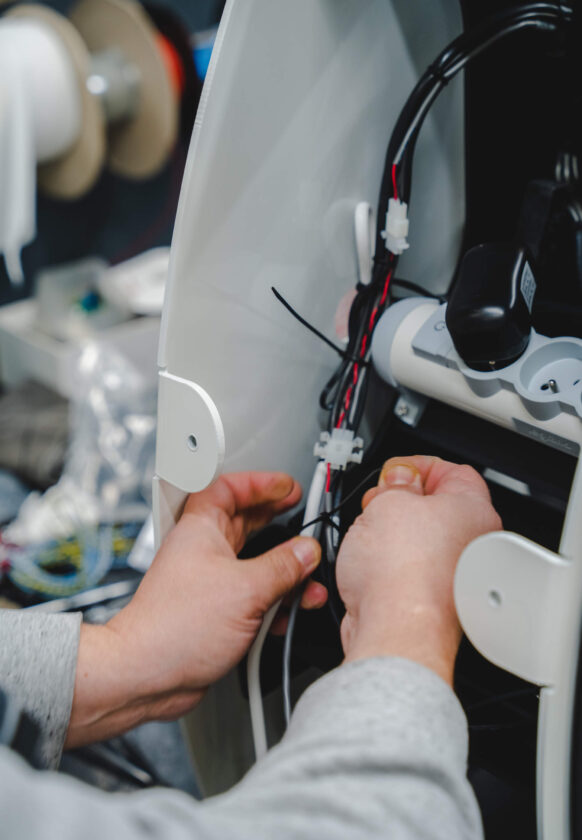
[381,198,409,255]
[314,429,364,470]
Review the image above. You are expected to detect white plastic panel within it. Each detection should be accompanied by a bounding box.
[157,0,465,507]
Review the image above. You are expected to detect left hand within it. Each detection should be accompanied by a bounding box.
[66,472,325,748]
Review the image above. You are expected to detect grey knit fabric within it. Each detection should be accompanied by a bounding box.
[0,640,483,840]
[0,609,81,767]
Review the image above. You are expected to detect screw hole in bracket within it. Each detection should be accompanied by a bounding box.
[488,590,502,608]
[187,435,198,452]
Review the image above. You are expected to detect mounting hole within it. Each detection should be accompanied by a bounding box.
[187,435,198,452]
[488,590,502,608]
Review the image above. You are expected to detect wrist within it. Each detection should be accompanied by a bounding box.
[343,600,461,686]
[65,623,201,749]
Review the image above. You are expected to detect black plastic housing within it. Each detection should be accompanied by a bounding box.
[446,243,535,371]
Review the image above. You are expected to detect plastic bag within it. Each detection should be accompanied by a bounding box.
[2,341,157,598]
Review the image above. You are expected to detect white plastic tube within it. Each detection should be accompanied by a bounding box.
[247,459,327,761]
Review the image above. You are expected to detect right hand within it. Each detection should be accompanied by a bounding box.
[336,455,502,684]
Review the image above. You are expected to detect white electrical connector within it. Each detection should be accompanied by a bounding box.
[314,429,364,470]
[382,197,410,255]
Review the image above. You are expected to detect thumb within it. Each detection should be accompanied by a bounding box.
[245,537,321,608]
[362,461,424,509]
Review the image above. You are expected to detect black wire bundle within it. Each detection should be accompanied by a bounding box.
[372,1,573,288]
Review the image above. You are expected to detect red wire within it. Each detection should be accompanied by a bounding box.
[335,268,393,430]
[344,385,353,412]
[326,462,331,493]
[380,270,392,306]
[391,163,398,200]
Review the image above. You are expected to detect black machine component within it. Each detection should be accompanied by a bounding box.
[518,179,582,339]
[446,243,535,371]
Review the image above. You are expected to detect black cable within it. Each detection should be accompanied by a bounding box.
[466,687,540,712]
[373,3,573,271]
[298,467,382,535]
[391,278,446,301]
[271,287,350,360]
[394,11,570,174]
[469,722,533,731]
[323,493,344,628]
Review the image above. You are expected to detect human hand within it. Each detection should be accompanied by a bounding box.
[337,455,502,684]
[66,472,326,748]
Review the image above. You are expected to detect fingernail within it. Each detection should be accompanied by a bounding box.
[292,538,320,572]
[380,464,422,489]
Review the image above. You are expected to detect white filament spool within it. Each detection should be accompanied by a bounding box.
[7,4,107,201]
[4,18,82,162]
[0,16,84,283]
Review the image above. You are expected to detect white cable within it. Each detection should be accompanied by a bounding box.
[354,202,375,286]
[247,459,327,761]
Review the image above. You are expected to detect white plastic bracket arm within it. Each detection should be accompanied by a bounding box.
[455,531,571,687]
[455,450,582,840]
[153,370,225,549]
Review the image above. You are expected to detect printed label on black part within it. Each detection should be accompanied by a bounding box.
[513,418,579,456]
[520,262,536,313]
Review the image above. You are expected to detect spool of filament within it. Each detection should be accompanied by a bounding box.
[6,4,106,199]
[71,0,179,180]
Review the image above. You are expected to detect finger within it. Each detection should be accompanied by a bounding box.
[184,472,302,547]
[185,471,300,517]
[371,455,492,503]
[244,537,321,611]
[269,581,328,636]
[280,579,328,608]
[362,462,424,509]
[300,580,328,609]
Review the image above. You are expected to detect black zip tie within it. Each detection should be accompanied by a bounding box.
[272,287,370,366]
[299,512,341,535]
[297,466,382,537]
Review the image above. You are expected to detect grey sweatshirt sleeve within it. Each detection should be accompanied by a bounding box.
[0,657,483,840]
[0,609,82,768]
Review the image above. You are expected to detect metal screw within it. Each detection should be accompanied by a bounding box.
[396,403,409,418]
[434,321,446,332]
